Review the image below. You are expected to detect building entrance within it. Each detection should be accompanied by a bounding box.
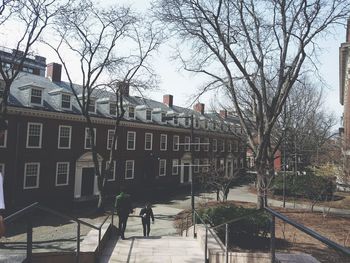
[81,167,95,196]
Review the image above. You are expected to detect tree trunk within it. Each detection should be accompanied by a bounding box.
[256,165,265,209]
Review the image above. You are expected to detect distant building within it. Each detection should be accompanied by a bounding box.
[0,47,247,209]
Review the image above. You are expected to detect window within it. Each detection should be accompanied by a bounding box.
[240,158,244,168]
[26,122,42,148]
[194,137,200,151]
[203,159,209,172]
[220,159,225,170]
[146,110,152,121]
[173,135,179,151]
[213,122,216,130]
[106,161,116,181]
[185,136,190,151]
[234,141,238,152]
[127,131,136,150]
[30,88,42,105]
[107,130,117,150]
[195,119,199,128]
[173,116,178,125]
[125,160,134,179]
[110,103,117,115]
[61,94,71,109]
[227,161,232,177]
[145,133,153,150]
[84,128,96,149]
[159,159,166,176]
[204,138,209,152]
[88,99,95,113]
[24,162,40,189]
[55,162,69,186]
[234,159,238,168]
[204,120,208,129]
[228,141,232,152]
[128,106,135,119]
[172,159,179,175]
[221,140,225,152]
[212,139,217,152]
[161,112,166,122]
[23,67,34,73]
[185,118,189,126]
[194,159,200,173]
[58,125,71,149]
[160,134,167,151]
[0,129,7,148]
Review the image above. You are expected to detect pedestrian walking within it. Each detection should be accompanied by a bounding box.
[115,191,133,240]
[139,203,154,237]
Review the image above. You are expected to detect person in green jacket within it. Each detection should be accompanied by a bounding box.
[115,191,133,240]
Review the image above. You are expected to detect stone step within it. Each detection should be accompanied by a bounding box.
[276,253,321,263]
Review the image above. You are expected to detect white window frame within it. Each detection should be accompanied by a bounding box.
[144,132,153,150]
[234,159,238,168]
[194,159,200,173]
[0,163,4,176]
[128,106,135,119]
[212,139,217,152]
[173,135,179,151]
[172,159,179,175]
[106,161,116,181]
[84,128,96,149]
[109,103,117,115]
[159,159,166,176]
[204,138,209,152]
[30,88,43,106]
[23,162,40,189]
[125,160,135,179]
[146,109,152,121]
[58,125,72,149]
[220,158,225,170]
[61,94,72,110]
[160,134,167,151]
[234,141,239,152]
[127,131,136,150]
[88,99,96,113]
[185,136,190,151]
[0,129,7,148]
[221,140,225,152]
[55,162,70,186]
[203,159,209,172]
[195,137,200,151]
[107,129,117,150]
[228,141,232,152]
[26,122,43,149]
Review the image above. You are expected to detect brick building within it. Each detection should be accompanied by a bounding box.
[0,48,246,209]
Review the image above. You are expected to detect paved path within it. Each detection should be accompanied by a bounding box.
[100,236,203,263]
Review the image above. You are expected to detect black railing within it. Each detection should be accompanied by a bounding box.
[181,207,350,263]
[4,202,113,263]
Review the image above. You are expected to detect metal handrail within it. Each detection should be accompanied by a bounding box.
[264,206,350,262]
[3,202,113,263]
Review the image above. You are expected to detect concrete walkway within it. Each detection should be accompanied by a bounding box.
[100,236,203,263]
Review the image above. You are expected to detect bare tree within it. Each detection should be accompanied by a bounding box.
[46,0,162,210]
[0,0,67,130]
[154,0,349,208]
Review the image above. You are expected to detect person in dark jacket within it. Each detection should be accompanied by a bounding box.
[139,203,154,237]
[115,191,133,240]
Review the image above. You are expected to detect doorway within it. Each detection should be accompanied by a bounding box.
[81,167,95,196]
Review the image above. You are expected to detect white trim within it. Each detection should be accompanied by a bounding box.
[204,138,209,151]
[159,159,166,176]
[107,129,117,150]
[58,125,72,149]
[125,160,135,179]
[173,135,179,151]
[23,162,40,189]
[195,137,200,151]
[144,132,153,150]
[221,139,225,152]
[172,159,179,175]
[26,122,43,149]
[213,139,217,152]
[0,163,5,175]
[184,136,190,151]
[0,129,7,148]
[55,162,70,186]
[127,131,136,150]
[106,161,116,181]
[160,134,167,151]
[84,128,96,149]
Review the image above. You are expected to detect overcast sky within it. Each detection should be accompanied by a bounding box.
[1,0,346,124]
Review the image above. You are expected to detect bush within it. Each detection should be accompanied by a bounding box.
[197,204,270,244]
[273,172,336,200]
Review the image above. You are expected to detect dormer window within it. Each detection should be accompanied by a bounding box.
[61,94,71,110]
[161,112,166,122]
[128,106,135,119]
[195,119,199,128]
[110,103,117,115]
[146,109,152,121]
[23,67,34,74]
[213,122,216,130]
[185,118,189,126]
[30,88,42,105]
[204,120,208,129]
[88,99,96,113]
[174,116,178,125]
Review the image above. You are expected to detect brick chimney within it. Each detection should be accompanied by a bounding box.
[194,103,205,115]
[119,81,129,96]
[46,63,62,82]
[163,94,173,107]
[347,18,350,43]
[220,109,227,118]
